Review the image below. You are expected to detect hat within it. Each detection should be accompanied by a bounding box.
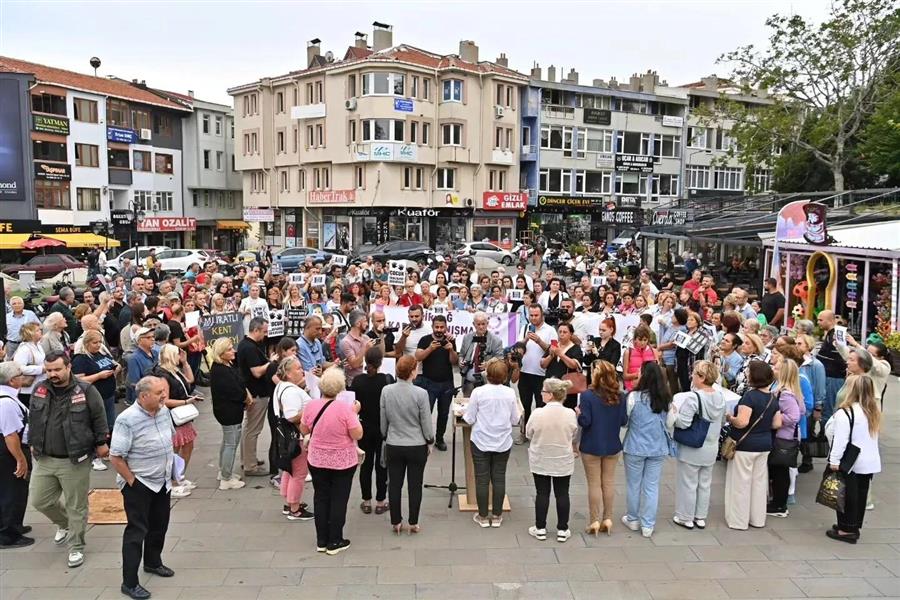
[134,326,155,339]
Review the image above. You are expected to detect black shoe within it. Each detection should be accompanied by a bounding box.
[826,529,858,544]
[435,440,447,451]
[121,583,152,599]
[143,564,175,577]
[325,539,351,555]
[0,536,35,549]
[15,525,32,535]
[798,463,813,474]
[287,508,315,521]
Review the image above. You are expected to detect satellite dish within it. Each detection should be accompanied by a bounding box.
[324,50,334,62]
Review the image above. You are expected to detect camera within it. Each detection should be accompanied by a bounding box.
[383,326,399,334]
[472,335,487,344]
[545,306,566,326]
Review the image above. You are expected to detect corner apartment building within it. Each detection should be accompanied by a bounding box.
[0,57,192,250]
[228,23,529,253]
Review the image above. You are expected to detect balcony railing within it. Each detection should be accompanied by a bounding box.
[541,104,575,120]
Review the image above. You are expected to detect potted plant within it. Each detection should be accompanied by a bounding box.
[885,332,900,375]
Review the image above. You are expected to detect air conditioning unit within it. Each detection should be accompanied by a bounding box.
[150,201,160,212]
[494,105,504,118]
[345,98,357,111]
[140,128,152,140]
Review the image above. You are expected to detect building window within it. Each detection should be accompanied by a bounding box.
[751,168,772,192]
[107,99,130,127]
[315,81,324,103]
[577,170,612,194]
[356,166,365,189]
[215,116,223,135]
[276,92,285,113]
[348,120,356,144]
[539,168,572,193]
[402,166,412,190]
[442,123,462,146]
[75,143,99,167]
[686,165,710,189]
[231,155,235,171]
[154,191,174,211]
[415,167,424,190]
[280,170,289,192]
[133,190,153,211]
[619,99,648,114]
[133,150,151,172]
[687,126,712,149]
[32,140,66,162]
[653,134,682,158]
[35,180,69,209]
[250,93,258,114]
[73,98,98,123]
[640,133,653,156]
[409,121,418,144]
[131,108,151,132]
[488,169,507,191]
[230,121,234,138]
[403,167,425,190]
[216,151,224,171]
[714,167,743,190]
[202,114,210,134]
[436,168,455,190]
[155,153,173,174]
[614,173,641,194]
[315,124,324,147]
[540,125,574,151]
[422,78,431,101]
[306,83,313,104]
[615,131,644,154]
[108,148,130,169]
[203,190,210,206]
[31,92,66,115]
[442,79,463,102]
[243,133,250,155]
[306,125,314,148]
[654,174,680,196]
[347,75,357,98]
[203,150,211,169]
[422,122,431,145]
[294,127,300,151]
[411,76,419,98]
[298,169,306,191]
[192,192,198,207]
[715,129,738,152]
[586,129,613,153]
[361,72,405,96]
[579,94,611,109]
[362,119,404,142]
[277,131,285,153]
[251,133,258,153]
[76,187,101,211]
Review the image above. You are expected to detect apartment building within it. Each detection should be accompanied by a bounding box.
[228,23,529,253]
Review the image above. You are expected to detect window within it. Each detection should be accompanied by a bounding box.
[687,126,712,149]
[315,81,324,103]
[579,94,610,109]
[415,167,424,190]
[243,133,250,155]
[231,155,235,171]
[230,121,234,139]
[75,143,99,167]
[131,108,151,132]
[423,78,431,100]
[31,92,66,115]
[215,116,223,135]
[539,168,572,193]
[294,127,300,151]
[506,128,514,151]
[496,84,504,106]
[654,174,680,196]
[154,191,174,211]
[751,168,772,192]
[409,121,418,144]
[153,114,172,136]
[402,166,412,189]
[506,86,514,109]
[107,99,130,127]
[203,191,210,207]
[251,132,258,153]
[715,129,738,152]
[614,173,640,194]
[155,153,173,174]
[653,134,682,158]
[277,131,285,153]
[615,131,644,154]
[306,125,314,148]
[35,180,69,209]
[411,76,419,98]
[32,140,66,162]
[522,127,531,147]
[280,170,289,192]
[315,124,324,147]
[276,92,285,113]
[73,98,98,123]
[348,75,357,98]
[203,149,211,169]
[133,190,152,211]
[422,122,431,145]
[714,166,743,190]
[133,150,151,172]
[577,170,612,194]
[488,169,507,191]
[250,93,258,114]
[202,114,210,134]
[567,130,586,158]
[442,79,463,102]
[355,166,365,189]
[619,99,648,114]
[242,96,249,117]
[348,120,356,144]
[640,133,653,156]
[192,191,198,207]
[540,125,572,150]
[436,168,455,190]
[361,72,405,96]
[298,169,306,191]
[494,126,503,149]
[586,129,614,153]
[76,187,101,211]
[686,165,710,189]
[442,123,462,146]
[108,148,130,169]
[216,151,223,171]
[361,119,404,142]
[312,167,331,190]
[306,83,314,104]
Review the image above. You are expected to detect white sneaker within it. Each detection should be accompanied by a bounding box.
[866,502,875,511]
[218,477,246,491]
[621,515,640,532]
[91,458,108,471]
[305,472,313,483]
[473,514,491,528]
[67,550,84,568]
[641,527,653,538]
[528,526,547,541]
[490,514,503,528]
[53,528,69,545]
[556,529,571,543]
[180,479,197,490]
[171,485,191,498]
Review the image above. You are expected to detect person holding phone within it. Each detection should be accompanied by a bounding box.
[414,315,457,451]
[72,330,121,472]
[397,304,431,359]
[153,344,199,498]
[518,305,559,432]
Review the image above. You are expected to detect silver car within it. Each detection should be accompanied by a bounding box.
[455,241,514,265]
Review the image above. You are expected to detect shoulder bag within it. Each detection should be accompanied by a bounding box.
[721,392,775,461]
[837,406,861,473]
[169,372,199,426]
[274,385,311,474]
[562,352,588,395]
[673,392,712,449]
[769,392,801,467]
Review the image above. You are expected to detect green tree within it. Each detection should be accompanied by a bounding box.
[713,0,900,191]
[858,73,900,183]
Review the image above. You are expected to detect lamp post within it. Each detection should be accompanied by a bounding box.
[90,220,111,253]
[120,200,146,265]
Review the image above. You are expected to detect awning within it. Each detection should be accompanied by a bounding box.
[216,220,250,230]
[0,234,32,250]
[43,233,121,248]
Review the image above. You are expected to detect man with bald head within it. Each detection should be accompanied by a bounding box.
[815,310,846,423]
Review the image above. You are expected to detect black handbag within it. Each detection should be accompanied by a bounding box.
[769,424,800,468]
[673,392,712,449]
[274,388,302,474]
[837,407,861,473]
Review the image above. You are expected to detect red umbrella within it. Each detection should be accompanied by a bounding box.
[21,236,66,250]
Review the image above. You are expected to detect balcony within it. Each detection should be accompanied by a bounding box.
[490,149,515,165]
[108,168,132,186]
[541,104,575,120]
[521,144,537,161]
[291,104,327,120]
[522,97,540,118]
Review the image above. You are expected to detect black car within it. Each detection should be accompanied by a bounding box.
[364,240,435,264]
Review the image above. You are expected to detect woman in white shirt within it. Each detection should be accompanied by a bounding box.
[525,378,578,543]
[537,278,569,313]
[273,356,314,521]
[824,375,881,543]
[12,322,45,406]
[463,359,521,528]
[239,284,269,335]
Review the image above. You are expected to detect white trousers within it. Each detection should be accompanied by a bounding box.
[724,450,769,529]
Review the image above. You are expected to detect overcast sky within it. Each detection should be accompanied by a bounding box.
[1,1,832,105]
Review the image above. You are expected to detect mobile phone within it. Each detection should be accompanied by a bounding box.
[528,324,536,334]
[550,340,559,349]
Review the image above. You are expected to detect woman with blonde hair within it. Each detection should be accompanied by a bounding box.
[72,329,120,471]
[210,293,228,314]
[824,375,881,543]
[210,337,251,490]
[154,343,200,498]
[765,354,805,517]
[273,356,314,521]
[12,322,45,406]
[526,378,578,543]
[578,360,627,536]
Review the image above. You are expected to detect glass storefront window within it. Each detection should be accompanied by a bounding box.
[306,213,320,248]
[361,217,379,246]
[835,258,865,339]
[473,218,515,250]
[406,217,422,242]
[867,260,892,339]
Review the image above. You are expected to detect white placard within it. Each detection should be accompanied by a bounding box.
[388,269,406,287]
[305,370,320,400]
[269,263,283,275]
[310,274,326,288]
[612,314,642,344]
[267,309,285,337]
[508,289,524,302]
[378,357,396,378]
[336,390,356,406]
[834,325,848,347]
[332,255,348,267]
[673,330,691,349]
[185,310,200,329]
[591,275,607,288]
[288,273,307,286]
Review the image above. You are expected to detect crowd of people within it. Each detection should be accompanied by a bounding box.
[0,241,890,598]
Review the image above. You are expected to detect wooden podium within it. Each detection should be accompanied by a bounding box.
[455,414,512,512]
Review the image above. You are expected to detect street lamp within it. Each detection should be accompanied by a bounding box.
[90,220,111,253]
[119,200,146,263]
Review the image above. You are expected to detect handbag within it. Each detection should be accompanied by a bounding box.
[816,468,847,512]
[673,392,711,448]
[769,425,800,467]
[837,407,861,473]
[19,346,36,387]
[171,403,199,426]
[274,385,303,474]
[721,392,775,461]
[562,371,587,395]
[802,415,831,458]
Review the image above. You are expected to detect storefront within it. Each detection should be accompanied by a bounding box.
[136,216,196,249]
[0,220,119,261]
[476,191,527,249]
[526,195,643,246]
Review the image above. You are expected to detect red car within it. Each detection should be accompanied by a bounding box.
[2,254,86,280]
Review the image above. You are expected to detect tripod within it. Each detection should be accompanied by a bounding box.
[424,386,465,508]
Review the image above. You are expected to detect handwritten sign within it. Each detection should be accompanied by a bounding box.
[388,268,406,287]
[200,312,242,346]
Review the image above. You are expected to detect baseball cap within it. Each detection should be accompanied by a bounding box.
[134,326,155,339]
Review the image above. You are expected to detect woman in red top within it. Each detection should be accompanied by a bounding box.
[622,325,658,392]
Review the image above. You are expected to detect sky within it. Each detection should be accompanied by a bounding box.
[0,0,833,105]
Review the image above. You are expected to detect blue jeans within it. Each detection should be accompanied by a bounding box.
[823,377,845,424]
[623,453,666,530]
[415,376,454,443]
[102,395,116,436]
[219,424,242,480]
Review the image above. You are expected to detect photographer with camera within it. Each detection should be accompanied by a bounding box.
[367,311,401,359]
[414,315,457,451]
[459,312,504,397]
[397,305,431,358]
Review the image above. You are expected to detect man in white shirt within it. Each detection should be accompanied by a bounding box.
[397,304,431,358]
[517,305,558,429]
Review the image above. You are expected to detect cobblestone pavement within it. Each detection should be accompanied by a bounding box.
[2,379,899,600]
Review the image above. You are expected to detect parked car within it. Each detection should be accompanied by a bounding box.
[2,254,86,280]
[273,246,332,270]
[154,249,227,274]
[107,246,170,273]
[354,237,405,259]
[365,240,435,264]
[455,241,514,265]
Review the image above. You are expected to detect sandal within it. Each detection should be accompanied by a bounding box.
[374,502,389,515]
[360,501,372,514]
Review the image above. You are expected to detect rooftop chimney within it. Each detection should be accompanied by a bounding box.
[459,40,479,63]
[640,70,659,92]
[566,68,579,84]
[372,21,393,52]
[609,77,619,89]
[702,75,719,90]
[592,78,606,88]
[547,65,556,82]
[354,31,368,49]
[188,89,194,98]
[531,63,541,80]
[629,74,641,92]
[496,53,508,67]
[307,38,321,67]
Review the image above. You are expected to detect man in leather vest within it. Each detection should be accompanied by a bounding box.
[28,351,109,569]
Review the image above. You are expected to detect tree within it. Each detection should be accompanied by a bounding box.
[857,72,900,183]
[712,0,900,191]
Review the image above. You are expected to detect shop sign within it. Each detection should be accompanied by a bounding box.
[618,195,641,208]
[371,143,393,160]
[595,153,615,169]
[107,126,138,144]
[615,153,654,173]
[650,209,693,227]
[845,262,859,310]
[662,115,684,128]
[33,161,71,181]
[583,108,611,126]
[360,142,417,162]
[599,208,643,226]
[308,189,356,204]
[242,207,275,222]
[344,207,385,217]
[111,209,133,227]
[393,207,440,218]
[137,217,197,232]
[482,191,527,211]
[43,224,90,234]
[0,80,26,201]
[802,202,830,245]
[0,220,41,234]
[394,98,414,113]
[537,195,606,210]
[33,114,70,135]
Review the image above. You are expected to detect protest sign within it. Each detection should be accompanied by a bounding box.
[200,312,242,346]
[269,263,283,275]
[331,255,348,267]
[612,313,641,344]
[572,312,603,344]
[380,306,519,350]
[508,289,524,302]
[310,274,326,288]
[284,305,308,337]
[834,325,848,347]
[591,275,607,288]
[267,309,285,337]
[288,273,306,286]
[388,268,406,287]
